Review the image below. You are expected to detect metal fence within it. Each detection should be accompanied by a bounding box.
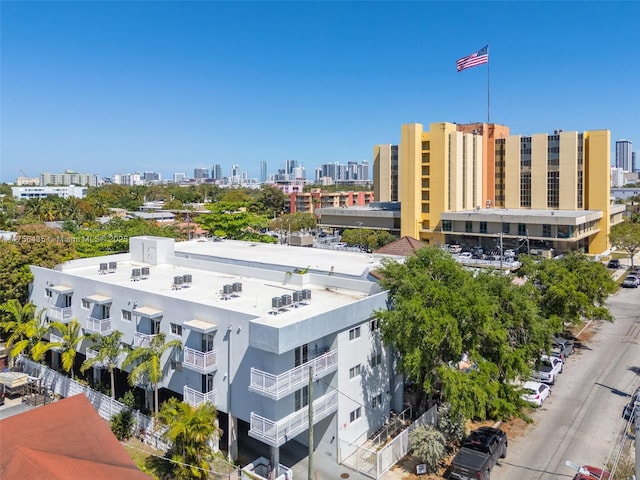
[340,404,438,479]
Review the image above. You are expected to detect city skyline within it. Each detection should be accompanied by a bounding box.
[2,2,638,183]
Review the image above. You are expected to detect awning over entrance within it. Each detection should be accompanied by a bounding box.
[184,319,217,333]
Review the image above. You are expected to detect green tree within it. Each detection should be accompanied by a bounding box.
[0,300,36,365]
[14,224,77,268]
[154,397,221,480]
[519,253,615,325]
[49,319,86,378]
[252,184,286,216]
[0,241,33,304]
[5,309,54,362]
[609,220,640,267]
[122,333,182,414]
[80,330,129,398]
[196,201,272,241]
[270,212,317,233]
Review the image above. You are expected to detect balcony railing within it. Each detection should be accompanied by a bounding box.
[249,349,338,400]
[48,306,73,322]
[184,386,217,408]
[183,347,217,373]
[249,390,338,447]
[133,332,157,348]
[86,317,113,335]
[85,348,108,367]
[49,333,63,351]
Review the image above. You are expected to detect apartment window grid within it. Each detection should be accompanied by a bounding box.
[520,137,532,163]
[121,310,132,322]
[520,173,532,207]
[371,353,382,368]
[448,135,453,211]
[81,299,91,310]
[295,386,309,411]
[480,222,487,234]
[577,134,584,208]
[370,318,380,332]
[170,323,183,336]
[472,136,478,203]
[350,407,362,423]
[495,139,506,207]
[543,224,552,237]
[349,326,361,340]
[502,222,510,234]
[442,220,452,232]
[372,393,383,408]
[462,137,467,207]
[518,223,527,236]
[422,141,430,151]
[349,364,362,379]
[547,171,560,208]
[548,135,560,166]
[422,152,430,164]
[465,221,473,233]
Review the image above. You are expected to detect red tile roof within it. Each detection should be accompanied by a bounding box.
[374,236,425,256]
[0,394,151,480]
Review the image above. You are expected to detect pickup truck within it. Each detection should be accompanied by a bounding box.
[449,427,507,480]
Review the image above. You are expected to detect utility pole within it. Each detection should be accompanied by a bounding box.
[499,232,503,270]
[227,325,233,462]
[308,365,314,480]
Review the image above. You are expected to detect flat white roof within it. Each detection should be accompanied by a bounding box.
[55,240,384,323]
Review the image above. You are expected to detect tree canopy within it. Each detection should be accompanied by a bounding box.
[609,220,640,267]
[375,247,613,421]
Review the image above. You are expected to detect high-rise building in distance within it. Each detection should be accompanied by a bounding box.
[194,168,210,180]
[211,164,223,181]
[260,161,267,183]
[40,170,99,187]
[616,139,632,171]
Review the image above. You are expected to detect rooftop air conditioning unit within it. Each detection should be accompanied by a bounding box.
[281,294,292,306]
[233,282,242,293]
[292,291,302,303]
[141,267,150,278]
[99,263,108,274]
[272,296,283,309]
[183,274,193,286]
[131,268,141,281]
[108,261,117,272]
[223,284,233,295]
[173,275,184,287]
[302,289,311,301]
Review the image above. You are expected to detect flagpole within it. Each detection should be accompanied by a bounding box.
[487,45,490,123]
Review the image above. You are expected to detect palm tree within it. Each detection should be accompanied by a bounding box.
[122,332,182,414]
[80,331,129,398]
[0,300,36,366]
[156,397,220,480]
[6,309,54,363]
[49,319,85,378]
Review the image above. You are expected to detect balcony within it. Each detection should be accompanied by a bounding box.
[86,317,113,335]
[48,306,73,322]
[85,348,107,367]
[133,332,157,348]
[249,390,338,448]
[49,333,63,351]
[183,347,217,373]
[249,349,337,400]
[183,386,216,407]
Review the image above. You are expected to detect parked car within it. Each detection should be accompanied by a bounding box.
[607,259,621,269]
[622,386,640,420]
[572,465,611,480]
[622,277,638,288]
[0,383,5,406]
[521,381,551,406]
[450,427,507,480]
[531,355,563,384]
[552,336,575,362]
[449,244,463,254]
[458,252,473,259]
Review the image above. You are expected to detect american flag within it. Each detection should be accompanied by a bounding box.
[456,46,489,72]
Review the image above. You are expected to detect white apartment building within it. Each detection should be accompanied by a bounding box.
[29,237,403,474]
[12,185,88,200]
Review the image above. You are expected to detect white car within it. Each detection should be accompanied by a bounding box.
[521,381,551,407]
[531,355,563,384]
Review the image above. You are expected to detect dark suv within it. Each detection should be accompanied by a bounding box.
[607,259,621,269]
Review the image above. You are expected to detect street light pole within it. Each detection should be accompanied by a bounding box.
[356,222,363,251]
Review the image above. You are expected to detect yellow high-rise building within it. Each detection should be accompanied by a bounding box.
[381,122,622,255]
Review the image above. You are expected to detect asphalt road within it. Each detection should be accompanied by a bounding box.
[493,286,640,480]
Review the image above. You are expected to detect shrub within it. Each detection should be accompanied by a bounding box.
[409,424,446,473]
[110,409,134,440]
[437,404,465,447]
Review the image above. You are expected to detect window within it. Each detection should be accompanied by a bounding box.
[372,393,383,408]
[295,386,309,411]
[518,223,527,236]
[170,323,183,336]
[122,310,132,322]
[349,326,361,340]
[442,220,452,232]
[480,222,487,234]
[45,288,52,298]
[350,407,362,423]
[81,299,91,310]
[543,224,552,237]
[371,353,382,368]
[349,364,361,379]
[370,318,380,332]
[170,359,182,372]
[465,221,473,233]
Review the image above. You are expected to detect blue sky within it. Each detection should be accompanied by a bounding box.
[1,1,639,183]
